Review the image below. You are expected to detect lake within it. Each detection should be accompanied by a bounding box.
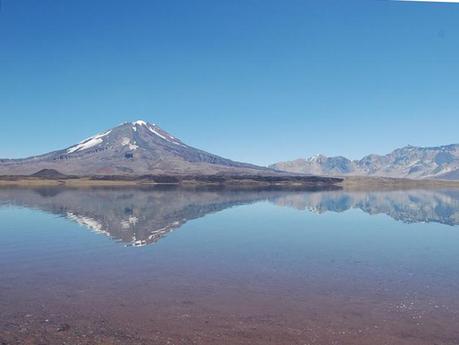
[1,187,459,345]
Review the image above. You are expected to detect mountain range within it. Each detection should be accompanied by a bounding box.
[0,120,271,176]
[1,121,458,181]
[270,144,459,180]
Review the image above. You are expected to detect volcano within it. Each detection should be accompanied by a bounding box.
[0,120,271,176]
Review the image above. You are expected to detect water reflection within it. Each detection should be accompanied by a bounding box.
[273,189,459,225]
[0,187,458,246]
[0,187,295,247]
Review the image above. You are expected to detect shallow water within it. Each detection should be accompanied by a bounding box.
[1,187,459,344]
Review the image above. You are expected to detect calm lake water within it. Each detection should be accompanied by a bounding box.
[1,187,459,345]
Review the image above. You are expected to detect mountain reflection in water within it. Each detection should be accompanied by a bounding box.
[0,187,458,246]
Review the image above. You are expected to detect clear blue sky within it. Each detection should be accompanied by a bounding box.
[0,0,458,166]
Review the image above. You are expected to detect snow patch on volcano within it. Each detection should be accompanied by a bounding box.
[67,130,111,154]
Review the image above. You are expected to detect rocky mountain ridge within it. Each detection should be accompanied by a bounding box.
[270,144,459,180]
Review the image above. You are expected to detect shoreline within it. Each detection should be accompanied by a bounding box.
[0,174,459,189]
[340,176,459,190]
[0,174,343,188]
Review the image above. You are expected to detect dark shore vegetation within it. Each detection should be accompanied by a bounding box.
[2,169,459,189]
[0,169,343,188]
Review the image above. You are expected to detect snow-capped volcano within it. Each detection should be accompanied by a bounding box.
[0,120,270,176]
[65,120,185,155]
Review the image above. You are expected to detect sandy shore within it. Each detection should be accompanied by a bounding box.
[340,176,459,190]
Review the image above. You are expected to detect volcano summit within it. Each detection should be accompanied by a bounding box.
[0,120,274,176]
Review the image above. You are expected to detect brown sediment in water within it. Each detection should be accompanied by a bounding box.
[1,271,459,345]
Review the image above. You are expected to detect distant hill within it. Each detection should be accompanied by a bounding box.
[31,169,70,179]
[270,144,459,180]
[0,120,273,176]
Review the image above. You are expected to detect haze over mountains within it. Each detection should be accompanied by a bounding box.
[0,120,271,176]
[270,144,459,180]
